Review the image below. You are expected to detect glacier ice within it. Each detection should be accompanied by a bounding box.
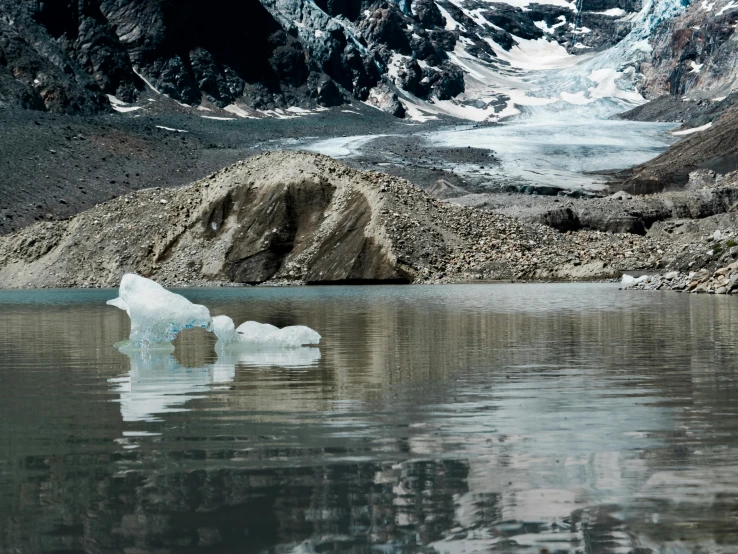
[107,273,212,348]
[620,274,649,287]
[107,275,321,353]
[211,315,321,349]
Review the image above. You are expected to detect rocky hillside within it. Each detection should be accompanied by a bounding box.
[0,151,672,288]
[0,0,642,118]
[615,0,738,190]
[639,0,738,101]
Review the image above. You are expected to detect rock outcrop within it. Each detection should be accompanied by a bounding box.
[624,262,738,293]
[638,0,738,102]
[0,151,671,288]
[619,108,738,192]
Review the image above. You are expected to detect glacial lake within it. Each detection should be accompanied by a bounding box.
[1,283,738,553]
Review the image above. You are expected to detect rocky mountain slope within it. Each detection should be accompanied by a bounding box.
[614,0,738,190]
[639,0,738,101]
[0,0,643,119]
[0,151,672,288]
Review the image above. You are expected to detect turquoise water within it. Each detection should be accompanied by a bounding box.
[2,284,738,553]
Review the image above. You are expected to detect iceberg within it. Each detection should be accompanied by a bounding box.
[211,315,321,349]
[107,275,321,353]
[107,273,212,348]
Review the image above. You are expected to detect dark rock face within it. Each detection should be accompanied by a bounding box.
[413,0,446,28]
[531,187,738,235]
[225,180,337,284]
[0,11,110,114]
[482,4,545,41]
[639,0,738,101]
[0,0,350,113]
[619,107,738,193]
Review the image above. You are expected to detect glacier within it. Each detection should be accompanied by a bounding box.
[296,0,690,194]
[514,0,692,118]
[108,274,321,351]
[393,0,691,122]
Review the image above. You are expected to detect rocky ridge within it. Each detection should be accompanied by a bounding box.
[457,182,738,234]
[620,106,738,192]
[0,151,669,289]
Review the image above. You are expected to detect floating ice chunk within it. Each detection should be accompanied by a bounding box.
[212,315,321,349]
[107,274,211,348]
[620,274,648,288]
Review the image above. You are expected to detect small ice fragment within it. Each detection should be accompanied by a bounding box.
[620,274,648,288]
[107,274,211,348]
[211,315,320,348]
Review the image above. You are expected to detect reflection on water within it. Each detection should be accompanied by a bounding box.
[110,347,321,423]
[2,284,738,553]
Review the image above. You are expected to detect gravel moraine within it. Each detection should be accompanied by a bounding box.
[0,151,670,289]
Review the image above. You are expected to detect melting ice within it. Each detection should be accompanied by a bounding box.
[211,315,321,349]
[107,274,211,349]
[108,274,321,351]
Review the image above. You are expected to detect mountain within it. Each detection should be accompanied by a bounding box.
[0,0,648,119]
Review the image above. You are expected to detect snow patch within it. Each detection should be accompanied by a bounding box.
[437,3,462,30]
[200,116,236,121]
[156,125,188,133]
[403,102,440,122]
[487,37,578,70]
[224,104,257,118]
[132,67,161,95]
[718,0,737,14]
[107,94,142,113]
[595,7,627,16]
[482,0,576,9]
[672,122,713,136]
[300,134,389,157]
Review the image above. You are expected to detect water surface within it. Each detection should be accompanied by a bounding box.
[1,284,738,553]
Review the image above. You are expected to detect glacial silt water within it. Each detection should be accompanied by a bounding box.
[2,283,738,553]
